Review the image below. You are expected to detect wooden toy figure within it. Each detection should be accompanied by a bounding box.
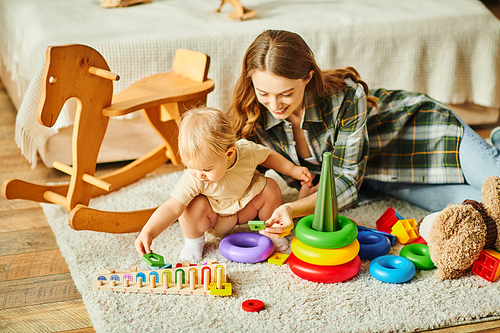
[214,0,257,21]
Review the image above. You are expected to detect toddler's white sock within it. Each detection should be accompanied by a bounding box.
[180,234,205,263]
[269,236,289,252]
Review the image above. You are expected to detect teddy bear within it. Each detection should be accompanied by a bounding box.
[418,176,500,279]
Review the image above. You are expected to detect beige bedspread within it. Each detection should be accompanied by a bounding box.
[1,0,499,167]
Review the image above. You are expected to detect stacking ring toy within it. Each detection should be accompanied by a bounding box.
[295,214,358,249]
[291,237,359,266]
[399,244,435,270]
[369,255,416,283]
[288,252,361,283]
[219,232,274,263]
[357,230,391,260]
[242,299,265,312]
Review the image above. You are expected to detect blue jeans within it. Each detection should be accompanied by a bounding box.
[364,113,500,212]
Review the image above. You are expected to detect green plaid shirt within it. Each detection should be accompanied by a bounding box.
[366,88,464,184]
[254,81,464,210]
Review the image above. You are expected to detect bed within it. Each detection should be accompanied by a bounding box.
[1,0,499,168]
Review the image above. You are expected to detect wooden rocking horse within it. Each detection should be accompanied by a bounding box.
[2,44,214,233]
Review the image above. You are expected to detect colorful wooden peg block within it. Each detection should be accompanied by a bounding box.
[376,207,403,233]
[268,252,290,266]
[471,249,500,282]
[209,282,232,296]
[149,263,172,270]
[390,219,418,244]
[249,220,267,230]
[142,253,165,267]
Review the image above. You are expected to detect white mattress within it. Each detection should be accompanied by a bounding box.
[1,0,499,168]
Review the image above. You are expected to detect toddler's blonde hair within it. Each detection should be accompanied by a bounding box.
[178,107,237,167]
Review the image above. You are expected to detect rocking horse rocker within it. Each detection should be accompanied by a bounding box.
[2,44,214,233]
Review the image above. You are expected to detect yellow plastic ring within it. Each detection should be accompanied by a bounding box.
[291,237,359,266]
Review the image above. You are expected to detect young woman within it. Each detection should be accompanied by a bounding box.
[227,29,500,239]
[134,107,311,262]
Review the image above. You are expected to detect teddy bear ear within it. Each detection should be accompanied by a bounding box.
[481,176,500,249]
[428,204,486,279]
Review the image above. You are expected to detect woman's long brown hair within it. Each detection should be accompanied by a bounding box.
[228,30,377,139]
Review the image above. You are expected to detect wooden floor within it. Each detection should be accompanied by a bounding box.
[2,3,500,331]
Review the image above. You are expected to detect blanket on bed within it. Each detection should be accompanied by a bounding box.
[1,0,499,167]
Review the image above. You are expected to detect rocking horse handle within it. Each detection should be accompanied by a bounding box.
[89,66,120,81]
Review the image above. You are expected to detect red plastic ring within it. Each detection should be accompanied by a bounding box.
[242,299,264,312]
[288,252,361,283]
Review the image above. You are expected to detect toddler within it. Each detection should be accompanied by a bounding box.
[135,107,311,262]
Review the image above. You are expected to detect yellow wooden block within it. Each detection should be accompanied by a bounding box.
[391,219,418,244]
[277,224,294,238]
[210,282,232,296]
[268,252,290,266]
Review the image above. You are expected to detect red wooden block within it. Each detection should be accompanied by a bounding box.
[471,249,500,282]
[376,207,401,233]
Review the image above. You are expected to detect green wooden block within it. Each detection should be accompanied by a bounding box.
[142,252,165,267]
[248,220,266,230]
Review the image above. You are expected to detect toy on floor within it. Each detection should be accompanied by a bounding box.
[418,176,500,280]
[357,230,392,260]
[471,249,500,282]
[375,207,420,244]
[2,44,214,233]
[399,244,435,270]
[214,0,257,21]
[268,252,289,266]
[375,207,404,233]
[357,225,397,247]
[94,259,231,296]
[369,255,416,284]
[219,232,274,263]
[242,299,264,312]
[288,152,361,283]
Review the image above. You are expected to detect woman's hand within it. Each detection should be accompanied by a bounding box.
[259,204,294,239]
[134,232,153,256]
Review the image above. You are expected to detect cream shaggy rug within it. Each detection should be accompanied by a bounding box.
[41,171,500,333]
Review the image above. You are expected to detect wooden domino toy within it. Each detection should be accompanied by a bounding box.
[94,260,231,296]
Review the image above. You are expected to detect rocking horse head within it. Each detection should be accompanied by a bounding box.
[37,44,118,128]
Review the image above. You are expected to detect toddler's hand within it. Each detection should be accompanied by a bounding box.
[134,232,153,256]
[293,166,312,186]
[259,204,293,239]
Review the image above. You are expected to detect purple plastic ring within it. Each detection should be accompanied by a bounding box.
[219,232,274,263]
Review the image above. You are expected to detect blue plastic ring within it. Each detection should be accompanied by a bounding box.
[357,230,392,260]
[369,255,416,283]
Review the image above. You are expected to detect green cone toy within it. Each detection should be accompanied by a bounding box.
[311,152,339,232]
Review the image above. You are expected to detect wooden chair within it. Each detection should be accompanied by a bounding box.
[2,44,214,232]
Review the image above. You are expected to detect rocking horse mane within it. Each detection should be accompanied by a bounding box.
[37,44,114,128]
